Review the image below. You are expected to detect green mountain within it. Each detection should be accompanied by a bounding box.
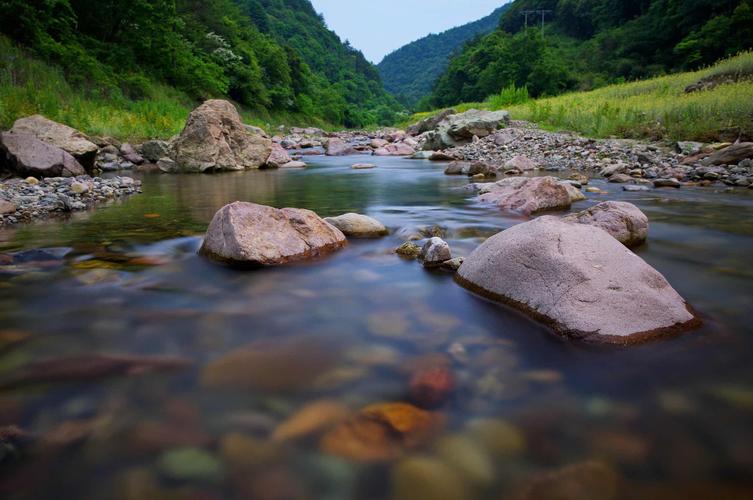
[377,4,512,109]
[429,0,753,108]
[0,0,403,128]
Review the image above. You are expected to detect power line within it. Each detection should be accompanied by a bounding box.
[521,10,553,37]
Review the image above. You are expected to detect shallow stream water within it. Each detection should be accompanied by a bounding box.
[1,155,752,499]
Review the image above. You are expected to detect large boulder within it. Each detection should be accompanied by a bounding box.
[421,109,510,150]
[476,177,572,215]
[199,202,346,266]
[170,100,272,172]
[324,213,388,238]
[564,201,648,248]
[456,216,698,344]
[325,138,358,156]
[265,143,292,168]
[0,132,86,178]
[702,142,753,166]
[406,109,456,136]
[11,115,98,172]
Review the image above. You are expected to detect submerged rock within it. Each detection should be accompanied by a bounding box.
[199,202,346,266]
[564,201,649,247]
[170,99,272,172]
[0,132,86,178]
[456,216,698,344]
[157,447,225,484]
[352,163,376,169]
[11,115,98,172]
[321,402,444,462]
[476,176,572,215]
[272,400,351,442]
[324,213,388,238]
[391,456,471,500]
[515,461,620,500]
[200,337,337,392]
[0,354,192,390]
[410,366,455,408]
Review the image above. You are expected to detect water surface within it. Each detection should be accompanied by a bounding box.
[1,155,752,499]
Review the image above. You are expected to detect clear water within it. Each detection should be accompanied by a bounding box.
[1,155,752,499]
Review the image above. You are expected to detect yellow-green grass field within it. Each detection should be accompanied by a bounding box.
[407,52,753,142]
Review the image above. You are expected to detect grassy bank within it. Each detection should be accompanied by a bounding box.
[0,36,333,142]
[406,52,753,142]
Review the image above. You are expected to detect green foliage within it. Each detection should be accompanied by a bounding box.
[377,5,510,109]
[415,52,753,142]
[429,0,753,108]
[0,0,404,128]
[486,84,530,108]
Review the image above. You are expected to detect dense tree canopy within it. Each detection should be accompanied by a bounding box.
[0,0,404,127]
[430,0,753,108]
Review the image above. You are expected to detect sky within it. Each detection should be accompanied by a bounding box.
[309,0,511,64]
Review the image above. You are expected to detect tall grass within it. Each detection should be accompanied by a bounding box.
[0,36,335,141]
[486,84,530,109]
[406,52,753,142]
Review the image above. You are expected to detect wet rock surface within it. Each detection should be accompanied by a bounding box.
[1,132,86,178]
[475,176,574,215]
[564,201,649,248]
[199,201,347,266]
[324,213,388,238]
[456,216,699,343]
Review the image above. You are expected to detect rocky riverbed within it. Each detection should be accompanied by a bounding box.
[0,175,141,226]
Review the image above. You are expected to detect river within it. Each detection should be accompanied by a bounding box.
[1,155,752,499]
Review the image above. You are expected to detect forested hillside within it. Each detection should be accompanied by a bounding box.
[429,0,753,108]
[377,4,511,109]
[0,0,403,128]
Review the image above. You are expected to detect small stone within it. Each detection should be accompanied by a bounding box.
[351,163,376,169]
[25,177,39,185]
[421,237,451,268]
[441,257,464,272]
[623,185,650,192]
[654,178,681,188]
[516,461,620,500]
[465,419,526,457]
[70,182,89,194]
[0,200,17,215]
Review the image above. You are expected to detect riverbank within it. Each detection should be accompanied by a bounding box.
[406,52,753,143]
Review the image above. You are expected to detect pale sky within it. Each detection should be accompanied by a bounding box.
[309,0,511,64]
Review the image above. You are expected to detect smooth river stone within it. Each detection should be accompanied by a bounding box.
[324,213,388,238]
[564,201,649,247]
[199,201,346,266]
[476,176,573,215]
[456,216,699,344]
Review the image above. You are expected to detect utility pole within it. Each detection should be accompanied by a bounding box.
[521,10,553,37]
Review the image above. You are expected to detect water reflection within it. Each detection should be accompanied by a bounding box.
[1,155,752,499]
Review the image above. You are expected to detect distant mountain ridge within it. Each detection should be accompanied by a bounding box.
[377,4,512,108]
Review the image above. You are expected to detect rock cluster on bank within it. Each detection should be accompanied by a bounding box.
[0,175,141,225]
